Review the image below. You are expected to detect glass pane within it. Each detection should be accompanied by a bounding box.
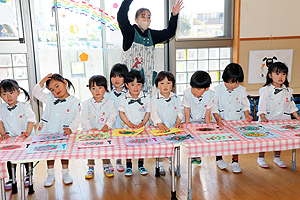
[198,60,208,71]
[176,61,186,72]
[187,61,197,72]
[209,48,219,59]
[0,1,19,38]
[198,49,208,59]
[177,0,225,38]
[209,60,219,71]
[12,54,26,66]
[0,68,13,79]
[209,71,220,82]
[220,48,231,59]
[176,73,187,83]
[13,67,28,80]
[176,84,187,95]
[176,49,186,60]
[187,49,197,60]
[187,72,193,83]
[0,54,12,67]
[220,59,230,70]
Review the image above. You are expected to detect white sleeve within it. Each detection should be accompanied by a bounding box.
[106,104,117,129]
[150,99,162,126]
[242,92,251,112]
[118,98,125,112]
[26,106,36,124]
[207,93,217,110]
[145,97,151,113]
[211,94,219,114]
[81,104,92,131]
[182,94,191,107]
[32,84,49,103]
[257,90,267,116]
[176,99,184,120]
[69,103,81,133]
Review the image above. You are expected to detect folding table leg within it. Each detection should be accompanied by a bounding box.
[176,147,181,177]
[292,149,296,171]
[28,162,35,194]
[187,157,192,200]
[0,178,6,200]
[11,164,17,194]
[171,155,177,200]
[155,158,160,177]
[20,163,25,200]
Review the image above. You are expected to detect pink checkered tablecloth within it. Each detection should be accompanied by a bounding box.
[183,120,300,158]
[0,126,176,179]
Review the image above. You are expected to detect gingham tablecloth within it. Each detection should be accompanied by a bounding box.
[0,126,177,178]
[183,120,300,158]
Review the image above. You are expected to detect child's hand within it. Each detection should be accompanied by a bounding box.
[216,116,224,126]
[21,131,30,137]
[137,122,145,128]
[101,125,109,132]
[63,127,72,135]
[127,122,138,129]
[91,128,98,131]
[172,0,184,15]
[245,114,253,122]
[260,114,269,122]
[157,123,169,131]
[175,123,183,129]
[0,134,9,140]
[39,73,52,87]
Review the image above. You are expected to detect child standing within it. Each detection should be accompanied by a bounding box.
[213,63,252,173]
[0,79,36,189]
[33,73,81,186]
[81,75,117,178]
[257,62,300,168]
[182,71,216,164]
[151,71,184,174]
[118,70,150,176]
[106,63,129,172]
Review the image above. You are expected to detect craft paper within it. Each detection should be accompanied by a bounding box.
[78,139,115,148]
[238,131,280,139]
[26,143,67,154]
[0,143,29,151]
[76,132,110,141]
[187,124,224,133]
[124,137,162,146]
[160,133,199,143]
[32,134,68,143]
[149,128,184,136]
[199,134,240,142]
[269,124,300,131]
[233,125,270,132]
[112,126,144,136]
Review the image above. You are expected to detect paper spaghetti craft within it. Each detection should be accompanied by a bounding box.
[160,133,199,143]
[0,143,29,151]
[78,139,115,148]
[76,132,110,141]
[199,133,240,142]
[112,126,144,136]
[149,128,184,136]
[26,143,67,153]
[233,125,270,132]
[124,137,162,146]
[269,124,300,131]
[238,131,280,139]
[32,134,68,143]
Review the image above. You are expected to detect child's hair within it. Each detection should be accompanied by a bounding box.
[155,71,175,87]
[125,70,144,84]
[222,63,244,83]
[87,75,108,91]
[190,71,211,88]
[46,74,75,93]
[135,8,151,19]
[0,79,30,102]
[264,61,289,87]
[110,63,129,90]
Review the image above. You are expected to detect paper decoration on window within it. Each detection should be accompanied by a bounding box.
[269,124,300,131]
[32,134,68,143]
[70,25,79,34]
[124,137,162,146]
[103,48,108,52]
[98,26,102,30]
[112,126,144,136]
[52,0,120,32]
[26,143,67,153]
[0,3,15,24]
[113,3,118,9]
[160,133,199,143]
[0,143,29,151]
[238,131,280,139]
[0,0,10,3]
[1,29,7,33]
[76,132,110,141]
[79,52,89,61]
[149,128,184,136]
[78,139,115,148]
[68,42,73,47]
[233,125,270,132]
[199,134,240,142]
[62,14,66,18]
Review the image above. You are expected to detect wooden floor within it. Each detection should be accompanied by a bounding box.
[5,148,300,200]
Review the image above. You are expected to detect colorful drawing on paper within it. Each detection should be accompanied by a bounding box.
[196,127,215,131]
[0,143,29,151]
[32,134,68,143]
[124,137,162,146]
[269,124,300,131]
[112,126,144,136]
[233,125,270,132]
[26,143,67,154]
[238,131,280,139]
[78,139,115,148]
[149,128,184,136]
[76,132,110,141]
[199,134,240,143]
[160,134,199,143]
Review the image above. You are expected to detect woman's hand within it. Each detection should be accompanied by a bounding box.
[172,0,184,15]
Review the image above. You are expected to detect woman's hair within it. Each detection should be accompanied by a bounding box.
[125,70,144,84]
[264,61,289,87]
[0,79,30,102]
[190,71,211,88]
[135,8,151,19]
[87,75,108,91]
[110,63,129,90]
[222,63,244,83]
[155,71,175,87]
[46,73,75,93]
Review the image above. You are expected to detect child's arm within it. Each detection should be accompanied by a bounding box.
[32,73,53,103]
[21,105,37,137]
[172,0,184,15]
[244,110,253,122]
[205,108,211,124]
[119,111,137,128]
[0,121,9,140]
[21,122,34,137]
[138,112,150,128]
[81,104,92,131]
[292,111,300,120]
[184,107,190,124]
[260,114,269,122]
[257,88,268,122]
[175,116,183,128]
[213,113,224,126]
[102,104,117,132]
